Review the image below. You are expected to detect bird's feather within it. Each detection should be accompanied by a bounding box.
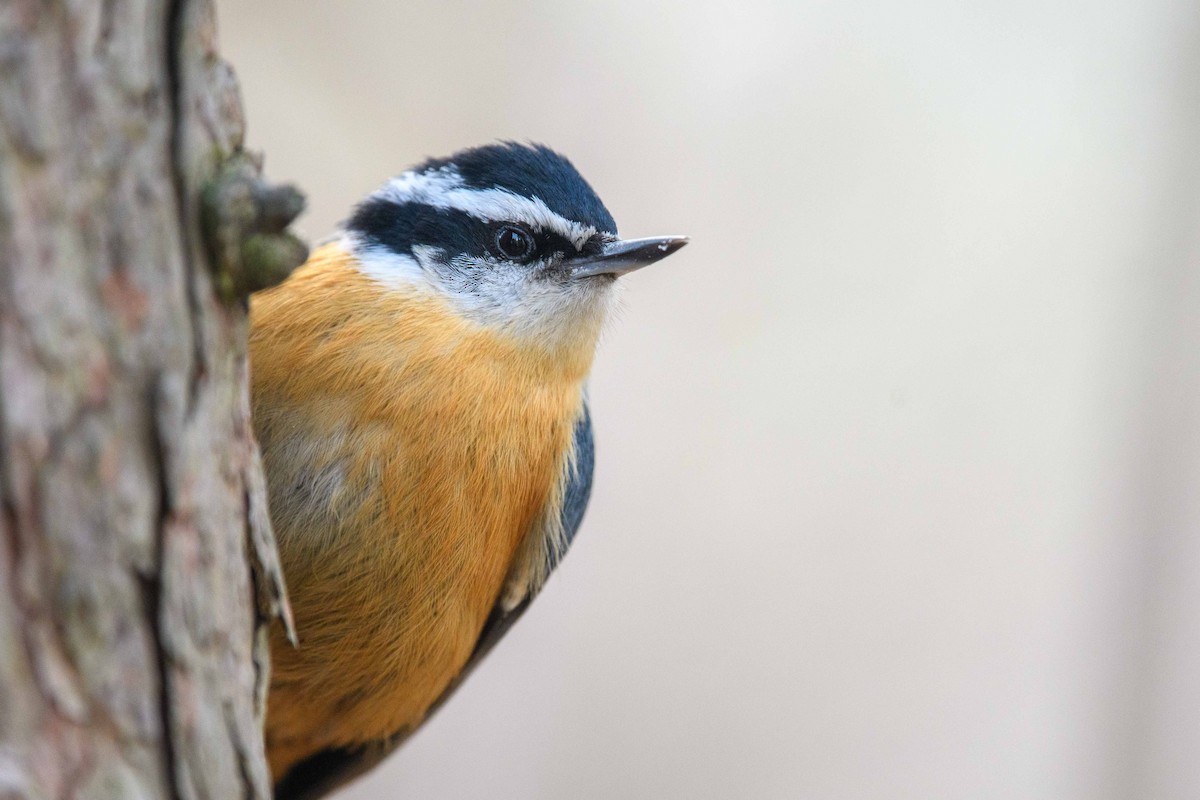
[272,406,594,800]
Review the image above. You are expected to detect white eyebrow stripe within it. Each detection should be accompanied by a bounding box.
[439,187,597,248]
[376,168,597,248]
[378,167,462,202]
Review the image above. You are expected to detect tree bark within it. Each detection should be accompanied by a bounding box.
[0,1,296,798]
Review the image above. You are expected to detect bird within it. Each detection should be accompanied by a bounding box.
[248,142,687,799]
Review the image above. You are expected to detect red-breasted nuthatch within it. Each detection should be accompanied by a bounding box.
[250,142,687,800]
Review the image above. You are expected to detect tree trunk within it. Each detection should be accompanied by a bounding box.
[0,1,297,798]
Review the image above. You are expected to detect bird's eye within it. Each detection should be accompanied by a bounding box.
[495,226,535,261]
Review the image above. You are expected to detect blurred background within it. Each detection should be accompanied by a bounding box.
[215,2,1200,798]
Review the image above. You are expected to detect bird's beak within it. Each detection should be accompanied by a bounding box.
[569,235,689,279]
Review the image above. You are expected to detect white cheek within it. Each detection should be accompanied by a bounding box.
[441,265,615,345]
[508,275,617,343]
[346,234,428,289]
[348,234,614,344]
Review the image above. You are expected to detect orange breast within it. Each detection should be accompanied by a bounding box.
[251,244,591,780]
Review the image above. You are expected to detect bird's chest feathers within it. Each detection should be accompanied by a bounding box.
[252,256,590,742]
[258,285,584,587]
[357,332,579,573]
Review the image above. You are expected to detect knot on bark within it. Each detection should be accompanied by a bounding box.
[202,153,307,301]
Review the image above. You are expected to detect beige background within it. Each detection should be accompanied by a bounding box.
[216,2,1200,798]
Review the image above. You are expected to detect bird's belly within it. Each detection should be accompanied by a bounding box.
[266,581,490,781]
[291,568,491,749]
[252,251,589,780]
[262,404,571,780]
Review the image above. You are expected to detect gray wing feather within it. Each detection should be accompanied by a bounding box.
[552,398,594,567]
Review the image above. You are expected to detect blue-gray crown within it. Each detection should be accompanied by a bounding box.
[346,143,617,264]
[415,142,617,235]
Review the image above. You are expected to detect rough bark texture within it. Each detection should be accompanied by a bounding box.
[0,1,293,798]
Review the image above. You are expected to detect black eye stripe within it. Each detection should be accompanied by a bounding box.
[580,233,606,256]
[349,199,492,259]
[349,198,588,264]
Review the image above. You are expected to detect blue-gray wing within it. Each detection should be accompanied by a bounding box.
[551,398,594,569]
[463,399,593,659]
[274,402,595,800]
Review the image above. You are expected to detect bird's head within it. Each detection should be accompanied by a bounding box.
[343,142,687,350]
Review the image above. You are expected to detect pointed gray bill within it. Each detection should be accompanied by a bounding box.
[569,235,689,279]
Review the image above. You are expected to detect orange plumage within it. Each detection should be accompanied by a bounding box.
[251,142,686,799]
[252,243,595,781]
